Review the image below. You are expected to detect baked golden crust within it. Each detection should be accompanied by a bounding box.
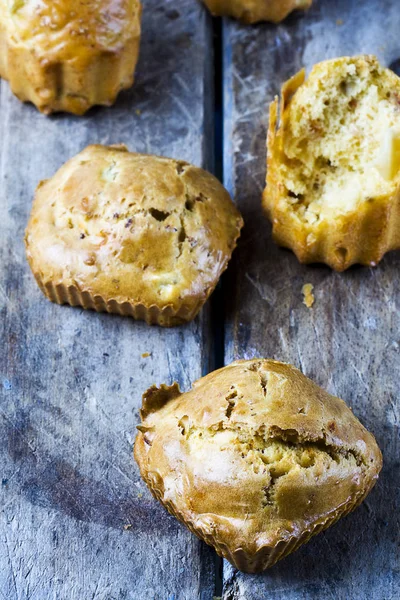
[25,144,243,326]
[135,359,382,572]
[263,56,400,271]
[0,0,142,114]
[202,0,312,24]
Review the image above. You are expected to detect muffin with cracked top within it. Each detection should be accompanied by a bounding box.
[135,359,382,572]
[25,144,243,326]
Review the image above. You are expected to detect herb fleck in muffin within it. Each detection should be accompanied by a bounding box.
[0,0,142,114]
[263,55,400,270]
[25,145,243,326]
[135,359,382,572]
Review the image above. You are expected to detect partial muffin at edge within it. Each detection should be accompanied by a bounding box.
[25,144,243,326]
[134,359,382,572]
[201,0,312,24]
[263,55,400,271]
[0,0,142,115]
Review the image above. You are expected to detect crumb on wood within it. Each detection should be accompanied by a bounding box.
[302,283,315,308]
[141,352,151,358]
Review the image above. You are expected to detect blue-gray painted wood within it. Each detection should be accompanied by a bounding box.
[223,1,400,598]
[0,1,216,599]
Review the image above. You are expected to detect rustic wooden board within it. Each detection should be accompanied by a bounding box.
[0,1,216,598]
[223,1,400,598]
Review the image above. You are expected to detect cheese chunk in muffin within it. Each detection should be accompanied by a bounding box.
[25,145,243,326]
[202,0,312,24]
[0,0,142,114]
[135,359,382,572]
[263,55,400,270]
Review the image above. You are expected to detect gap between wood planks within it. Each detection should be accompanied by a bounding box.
[209,15,225,599]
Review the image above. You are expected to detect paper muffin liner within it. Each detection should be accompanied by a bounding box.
[217,486,374,573]
[264,180,400,271]
[32,273,212,327]
[139,460,377,573]
[1,19,141,115]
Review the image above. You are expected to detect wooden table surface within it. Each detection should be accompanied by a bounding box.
[0,0,399,599]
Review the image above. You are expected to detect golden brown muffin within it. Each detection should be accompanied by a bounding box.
[25,145,243,326]
[0,0,142,115]
[263,55,400,271]
[201,0,312,24]
[135,359,382,572]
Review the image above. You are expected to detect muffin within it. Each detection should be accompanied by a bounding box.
[25,145,243,327]
[201,0,312,24]
[0,0,142,115]
[263,55,400,271]
[134,359,382,572]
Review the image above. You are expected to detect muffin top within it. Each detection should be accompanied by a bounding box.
[0,0,141,59]
[135,360,382,561]
[25,145,243,313]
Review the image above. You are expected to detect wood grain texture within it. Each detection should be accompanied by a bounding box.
[223,1,400,598]
[0,2,216,599]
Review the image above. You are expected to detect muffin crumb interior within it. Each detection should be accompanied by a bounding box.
[279,56,400,225]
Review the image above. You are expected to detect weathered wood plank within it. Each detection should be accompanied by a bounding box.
[0,1,215,598]
[223,1,400,598]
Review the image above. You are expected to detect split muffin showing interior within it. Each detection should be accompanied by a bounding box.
[25,145,243,327]
[134,359,382,572]
[0,0,142,114]
[201,0,312,24]
[263,55,400,270]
